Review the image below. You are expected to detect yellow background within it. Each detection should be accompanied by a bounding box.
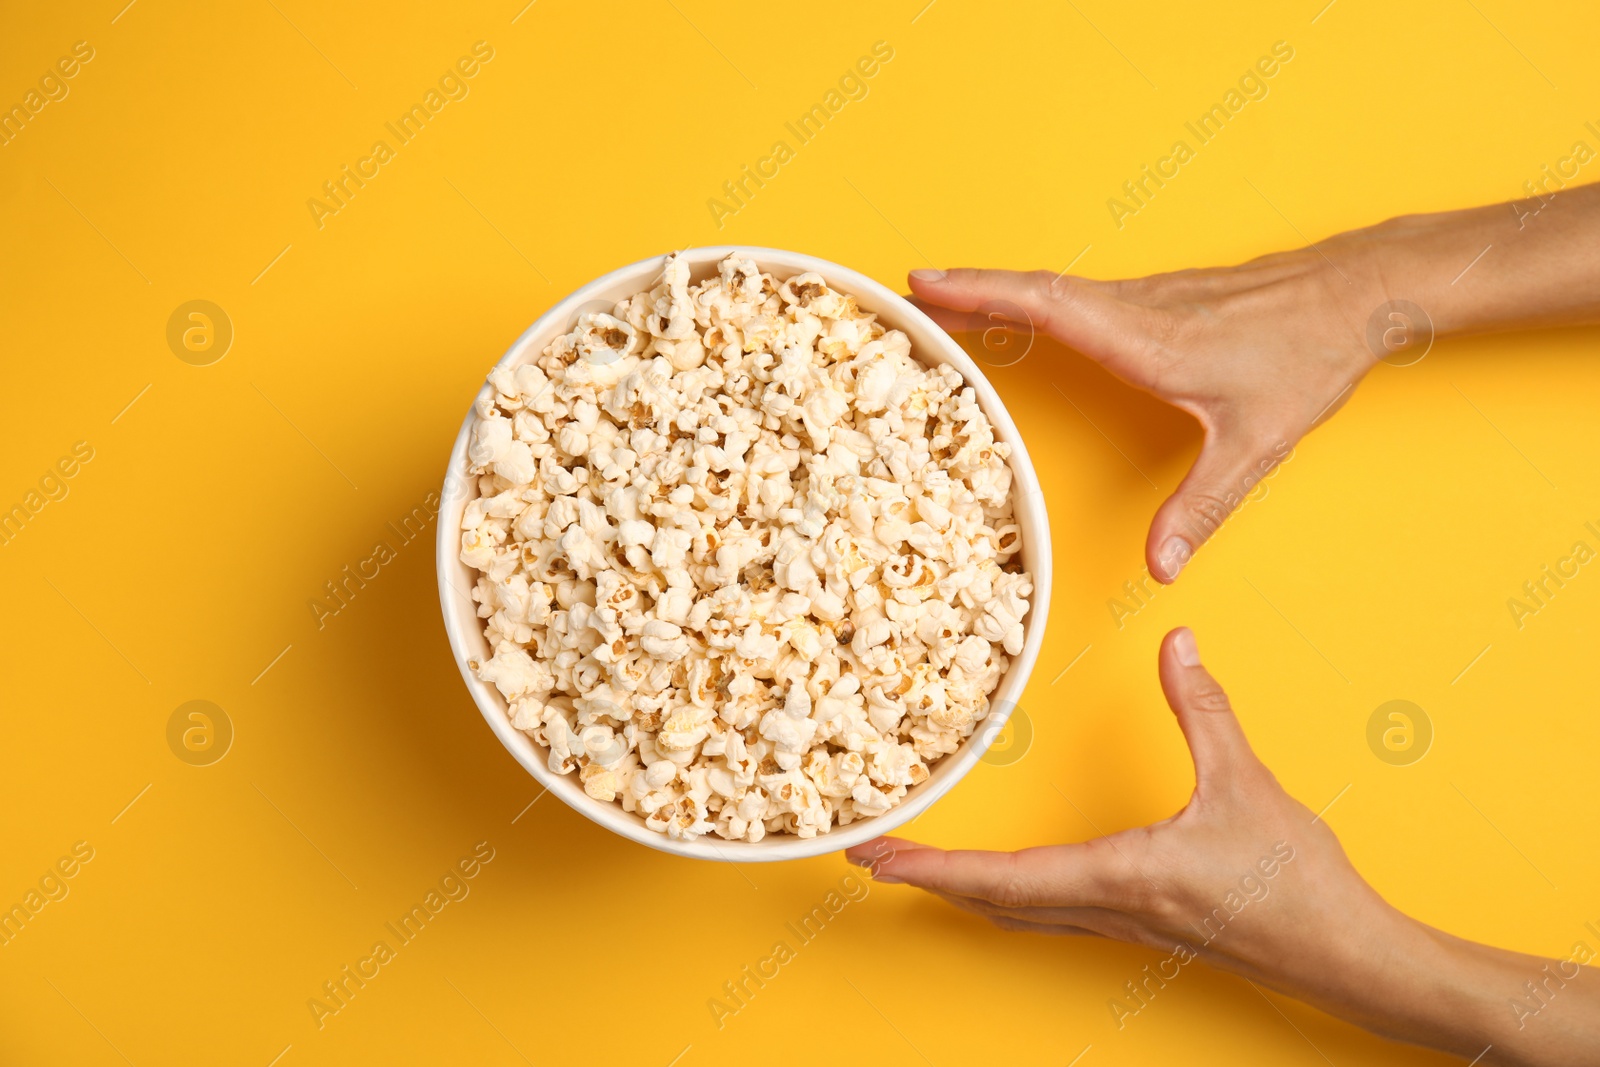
[3,1,1598,1064]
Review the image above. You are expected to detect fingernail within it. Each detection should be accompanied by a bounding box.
[909,269,945,283]
[873,875,904,884]
[1159,536,1191,580]
[1174,627,1201,667]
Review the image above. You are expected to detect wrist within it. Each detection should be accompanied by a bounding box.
[1322,902,1467,1037]
[1330,196,1576,340]
[1266,895,1494,1057]
[1383,923,1511,1057]
[1323,223,1434,371]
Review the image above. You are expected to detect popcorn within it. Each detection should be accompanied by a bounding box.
[461,253,1032,840]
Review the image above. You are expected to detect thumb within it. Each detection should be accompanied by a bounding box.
[1146,428,1283,582]
[1158,628,1257,795]
[908,268,1130,364]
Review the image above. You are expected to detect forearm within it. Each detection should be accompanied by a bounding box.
[1415,929,1600,1066]
[1337,182,1600,337]
[1280,905,1600,1065]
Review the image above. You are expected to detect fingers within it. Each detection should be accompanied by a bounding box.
[1157,628,1259,795]
[987,916,1085,936]
[903,295,989,338]
[847,837,1125,909]
[928,891,1103,935]
[1145,430,1286,582]
[842,836,935,873]
[907,268,1132,364]
[846,838,1123,937]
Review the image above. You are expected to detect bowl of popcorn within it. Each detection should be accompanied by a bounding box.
[437,248,1050,861]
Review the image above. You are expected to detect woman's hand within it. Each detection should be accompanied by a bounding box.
[908,250,1386,582]
[910,184,1600,583]
[845,628,1600,1066]
[848,627,1408,1014]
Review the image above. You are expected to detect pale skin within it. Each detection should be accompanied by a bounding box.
[846,184,1600,1065]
